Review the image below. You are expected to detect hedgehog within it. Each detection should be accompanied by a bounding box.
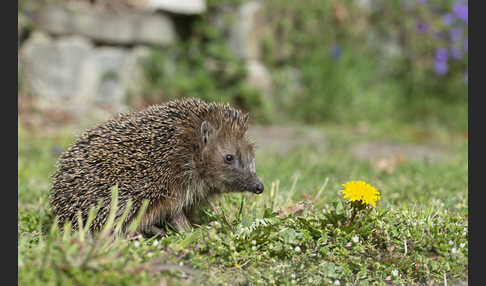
[49,98,264,236]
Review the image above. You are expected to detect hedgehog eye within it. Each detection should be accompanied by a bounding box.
[224,154,234,164]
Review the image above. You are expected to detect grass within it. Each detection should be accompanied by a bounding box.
[18,121,468,285]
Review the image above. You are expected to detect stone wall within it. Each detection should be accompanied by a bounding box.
[19,0,272,119]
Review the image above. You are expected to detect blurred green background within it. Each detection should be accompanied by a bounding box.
[140,0,468,129]
[18,0,468,131]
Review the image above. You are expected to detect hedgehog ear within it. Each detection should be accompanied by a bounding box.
[200,121,215,146]
[242,113,249,129]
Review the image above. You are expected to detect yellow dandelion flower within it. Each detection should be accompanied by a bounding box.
[341,180,381,208]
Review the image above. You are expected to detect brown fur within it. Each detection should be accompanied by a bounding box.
[49,98,263,236]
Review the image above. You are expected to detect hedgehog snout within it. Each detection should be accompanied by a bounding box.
[251,179,264,194]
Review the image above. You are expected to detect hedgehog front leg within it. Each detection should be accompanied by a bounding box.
[136,225,166,238]
[171,212,192,232]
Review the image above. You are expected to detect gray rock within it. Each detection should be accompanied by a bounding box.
[356,0,380,12]
[19,33,97,105]
[92,47,131,107]
[228,0,267,60]
[141,0,206,14]
[246,60,273,97]
[119,46,152,102]
[19,32,150,116]
[223,1,273,98]
[34,2,175,46]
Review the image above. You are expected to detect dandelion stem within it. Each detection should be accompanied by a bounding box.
[346,207,358,227]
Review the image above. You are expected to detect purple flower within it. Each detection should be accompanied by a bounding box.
[331,44,342,60]
[450,27,463,42]
[435,48,448,62]
[434,61,449,75]
[450,45,463,59]
[441,13,455,26]
[416,21,429,33]
[453,1,468,23]
[51,146,63,156]
[434,48,449,75]
[418,0,427,4]
[435,31,447,40]
[464,38,468,51]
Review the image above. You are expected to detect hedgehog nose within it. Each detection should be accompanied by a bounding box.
[254,182,264,194]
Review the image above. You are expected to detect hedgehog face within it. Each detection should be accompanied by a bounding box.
[200,121,264,194]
